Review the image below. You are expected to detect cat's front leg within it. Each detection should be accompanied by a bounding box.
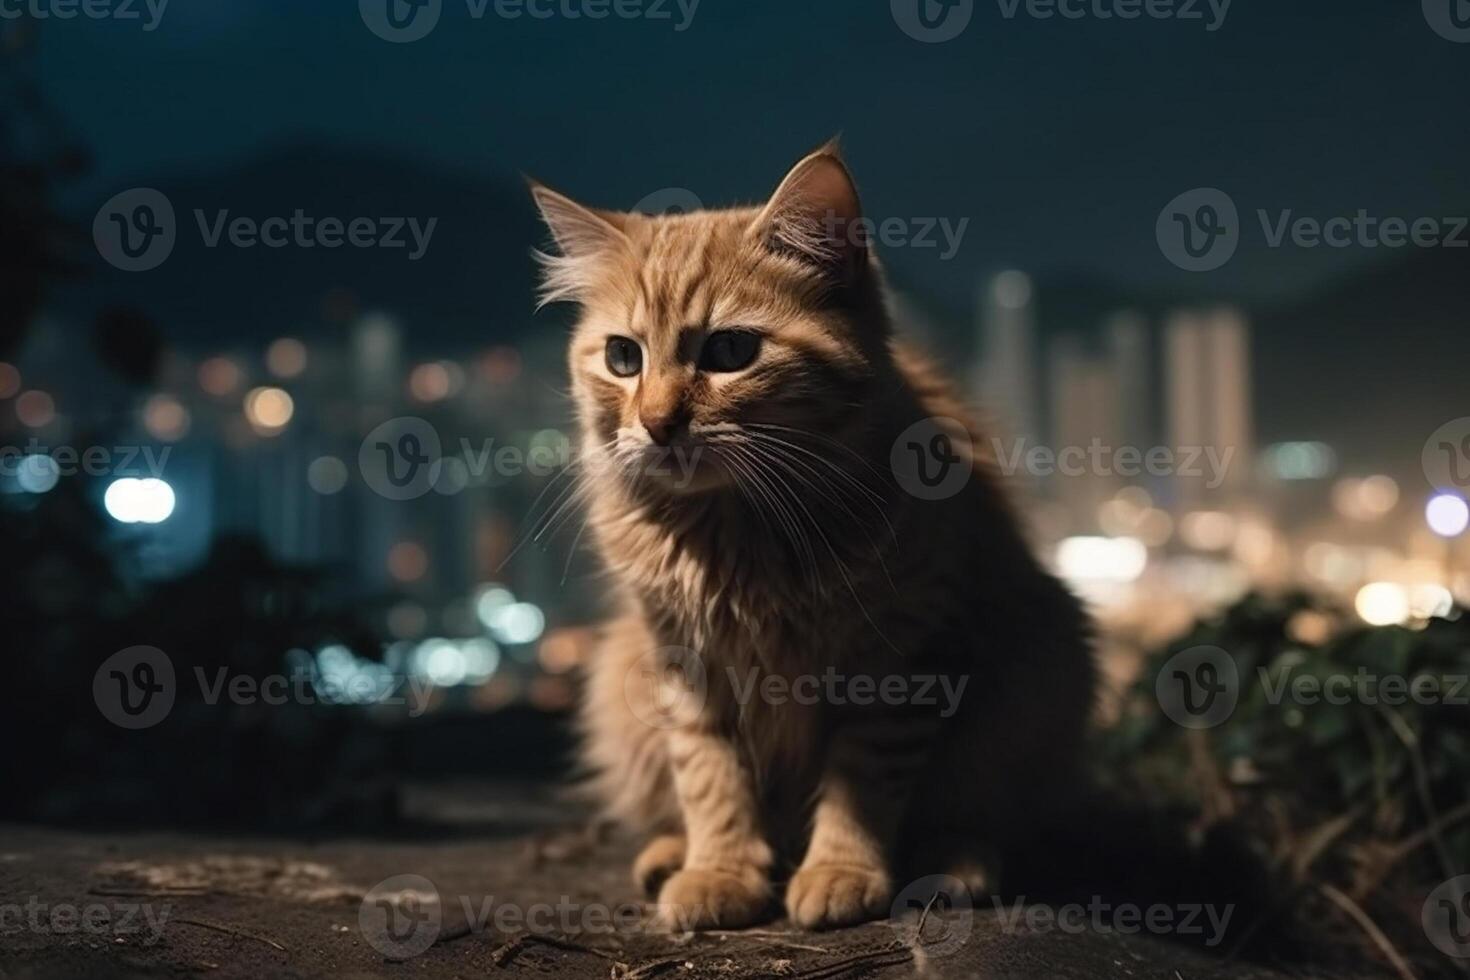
[787,711,937,929]
[656,727,774,930]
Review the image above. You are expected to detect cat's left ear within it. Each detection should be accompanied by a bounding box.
[527,179,631,308]
[749,140,869,287]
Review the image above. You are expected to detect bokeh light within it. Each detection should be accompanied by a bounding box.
[993,270,1033,310]
[0,362,20,399]
[1354,582,1409,627]
[198,356,243,396]
[408,362,452,402]
[1055,536,1147,584]
[142,394,191,442]
[479,347,522,385]
[1180,511,1237,551]
[307,455,349,494]
[265,338,308,378]
[15,390,55,428]
[17,454,60,494]
[1333,475,1399,521]
[1426,494,1469,538]
[387,541,429,583]
[386,601,428,640]
[103,478,176,524]
[244,386,294,435]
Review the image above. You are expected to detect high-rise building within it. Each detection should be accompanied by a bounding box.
[976,270,1040,444]
[1048,334,1122,522]
[1164,307,1253,504]
[1107,311,1152,455]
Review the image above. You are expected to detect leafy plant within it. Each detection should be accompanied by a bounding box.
[1101,592,1470,979]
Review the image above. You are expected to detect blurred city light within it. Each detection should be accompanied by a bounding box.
[142,394,191,442]
[311,645,396,705]
[198,356,244,396]
[1426,494,1469,538]
[406,637,500,688]
[1264,442,1334,481]
[306,455,349,495]
[492,603,546,645]
[1180,511,1237,551]
[386,601,428,640]
[244,386,294,434]
[0,362,20,399]
[459,638,501,684]
[17,454,60,494]
[387,541,429,583]
[479,346,522,384]
[265,338,308,378]
[475,586,515,627]
[1354,582,1410,626]
[1055,536,1148,584]
[408,362,454,402]
[1332,475,1399,521]
[103,478,176,524]
[1409,584,1455,620]
[992,269,1033,310]
[15,390,55,428]
[419,638,467,687]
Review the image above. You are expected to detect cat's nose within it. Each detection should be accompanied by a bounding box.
[641,409,688,447]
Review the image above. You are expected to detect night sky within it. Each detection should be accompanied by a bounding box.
[32,0,1469,313]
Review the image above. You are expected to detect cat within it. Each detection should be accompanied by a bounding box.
[529,141,1097,931]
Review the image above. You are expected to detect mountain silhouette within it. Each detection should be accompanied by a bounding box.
[66,143,552,353]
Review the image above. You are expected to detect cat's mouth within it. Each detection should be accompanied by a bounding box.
[621,441,729,495]
[616,426,742,495]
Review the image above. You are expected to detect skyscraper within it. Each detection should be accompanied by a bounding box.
[1164,307,1253,505]
[976,270,1040,445]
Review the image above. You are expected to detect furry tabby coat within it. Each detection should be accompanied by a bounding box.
[531,143,1096,931]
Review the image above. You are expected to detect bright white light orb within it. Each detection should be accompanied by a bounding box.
[104,477,176,524]
[490,602,546,646]
[1055,536,1148,584]
[1355,582,1410,627]
[1426,494,1469,538]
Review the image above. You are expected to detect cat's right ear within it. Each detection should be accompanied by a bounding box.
[527,179,630,308]
[748,141,869,289]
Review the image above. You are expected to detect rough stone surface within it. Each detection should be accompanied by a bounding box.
[0,785,1386,979]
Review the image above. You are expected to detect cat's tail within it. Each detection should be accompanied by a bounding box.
[985,788,1286,958]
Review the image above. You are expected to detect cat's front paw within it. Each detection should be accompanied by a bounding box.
[633,834,686,897]
[785,864,891,929]
[656,867,772,931]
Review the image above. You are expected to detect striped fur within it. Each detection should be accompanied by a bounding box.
[533,145,1097,931]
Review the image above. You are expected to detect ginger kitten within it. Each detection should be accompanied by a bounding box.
[531,144,1096,931]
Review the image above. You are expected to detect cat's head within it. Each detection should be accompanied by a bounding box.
[531,143,891,496]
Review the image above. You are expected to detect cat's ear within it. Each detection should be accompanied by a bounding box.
[749,140,868,286]
[528,179,630,307]
[528,179,629,256]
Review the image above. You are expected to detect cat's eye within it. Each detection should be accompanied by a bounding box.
[699,330,761,373]
[605,337,642,377]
